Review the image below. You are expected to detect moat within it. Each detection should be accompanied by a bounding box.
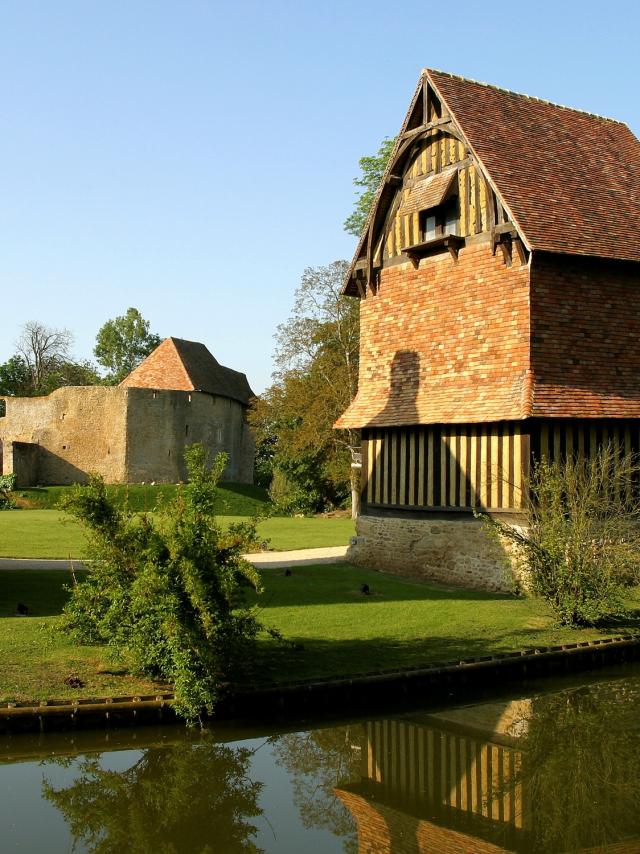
[1,663,639,853]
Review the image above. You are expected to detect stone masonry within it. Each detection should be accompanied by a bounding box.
[348,514,519,593]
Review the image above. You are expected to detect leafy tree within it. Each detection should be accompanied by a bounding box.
[485,446,640,626]
[343,137,395,237]
[43,739,264,853]
[0,355,31,396]
[41,359,101,393]
[15,320,74,395]
[94,307,161,384]
[60,444,264,719]
[249,261,360,516]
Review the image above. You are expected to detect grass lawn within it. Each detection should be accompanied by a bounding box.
[12,482,271,515]
[1,566,638,702]
[0,511,355,558]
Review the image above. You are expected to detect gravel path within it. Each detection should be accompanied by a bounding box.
[0,546,349,571]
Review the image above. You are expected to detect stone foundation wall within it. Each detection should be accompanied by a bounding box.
[349,513,524,593]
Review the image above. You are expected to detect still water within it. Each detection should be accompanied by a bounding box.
[1,664,639,853]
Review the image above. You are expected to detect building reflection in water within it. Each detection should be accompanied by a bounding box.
[2,670,637,853]
[333,677,640,854]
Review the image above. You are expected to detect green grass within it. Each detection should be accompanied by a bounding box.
[0,511,355,558]
[0,570,169,702]
[12,481,271,515]
[1,566,638,702]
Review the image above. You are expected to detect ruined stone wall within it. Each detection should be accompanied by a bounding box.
[0,386,128,485]
[0,386,254,486]
[348,513,525,593]
[124,388,254,484]
[5,442,39,487]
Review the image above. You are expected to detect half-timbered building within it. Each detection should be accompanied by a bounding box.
[336,69,640,590]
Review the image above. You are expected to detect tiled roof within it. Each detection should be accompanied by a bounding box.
[121,337,254,405]
[426,69,640,262]
[398,167,457,216]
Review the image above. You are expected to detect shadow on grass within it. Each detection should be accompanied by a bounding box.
[0,569,87,617]
[253,565,517,607]
[249,626,621,686]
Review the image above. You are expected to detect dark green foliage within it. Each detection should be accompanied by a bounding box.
[518,677,640,851]
[60,444,264,719]
[249,261,359,515]
[15,480,271,515]
[43,739,263,853]
[486,448,640,626]
[40,359,101,392]
[0,355,31,396]
[94,307,161,384]
[343,137,395,237]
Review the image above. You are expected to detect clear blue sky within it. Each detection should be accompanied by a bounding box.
[2,1,638,392]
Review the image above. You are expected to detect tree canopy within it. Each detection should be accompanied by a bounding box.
[249,261,360,514]
[15,321,74,395]
[1,321,100,397]
[94,307,161,384]
[343,137,395,237]
[0,355,31,397]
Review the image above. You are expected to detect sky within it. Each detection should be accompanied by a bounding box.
[1,0,639,393]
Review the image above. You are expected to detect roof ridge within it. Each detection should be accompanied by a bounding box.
[424,68,626,125]
[165,337,196,391]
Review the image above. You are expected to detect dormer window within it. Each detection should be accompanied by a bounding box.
[421,196,459,242]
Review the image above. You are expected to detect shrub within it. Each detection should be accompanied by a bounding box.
[0,474,17,491]
[60,444,265,720]
[485,446,640,626]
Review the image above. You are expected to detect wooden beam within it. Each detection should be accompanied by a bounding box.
[404,235,464,267]
[513,237,528,265]
[399,116,451,142]
[499,237,513,267]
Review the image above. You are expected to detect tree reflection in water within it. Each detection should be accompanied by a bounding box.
[42,738,264,854]
[271,725,361,853]
[518,677,640,853]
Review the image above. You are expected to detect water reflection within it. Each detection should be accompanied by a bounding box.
[331,672,640,853]
[42,739,264,853]
[1,666,639,853]
[272,728,361,851]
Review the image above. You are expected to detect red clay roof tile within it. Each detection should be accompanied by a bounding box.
[426,69,640,262]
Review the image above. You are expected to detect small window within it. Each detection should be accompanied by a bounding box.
[0,400,5,418]
[420,197,459,241]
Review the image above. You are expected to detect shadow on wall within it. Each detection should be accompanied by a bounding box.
[356,349,520,591]
[371,349,486,510]
[10,444,90,488]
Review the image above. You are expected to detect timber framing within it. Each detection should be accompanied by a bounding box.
[344,71,526,296]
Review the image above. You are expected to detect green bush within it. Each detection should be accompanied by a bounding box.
[60,444,265,720]
[486,447,640,626]
[0,474,16,491]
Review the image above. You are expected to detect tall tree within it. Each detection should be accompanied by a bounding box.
[15,321,74,395]
[94,307,161,384]
[0,355,31,396]
[343,137,395,237]
[250,261,361,516]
